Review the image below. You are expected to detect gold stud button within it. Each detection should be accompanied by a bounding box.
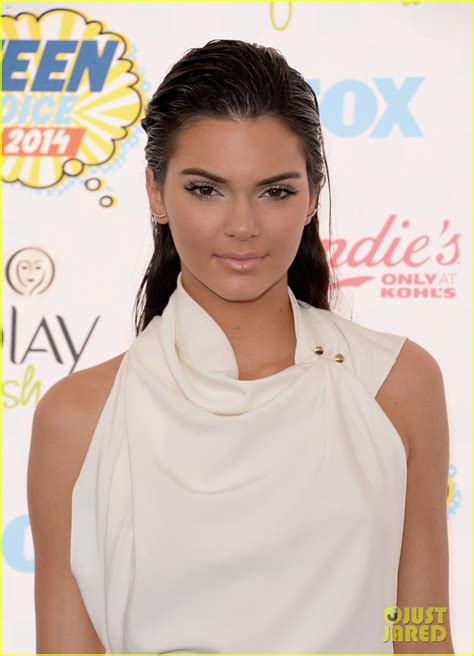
[334,353,345,362]
[313,345,324,355]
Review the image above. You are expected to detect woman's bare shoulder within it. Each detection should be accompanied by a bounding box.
[72,350,128,393]
[33,350,128,462]
[375,338,445,462]
[42,350,127,406]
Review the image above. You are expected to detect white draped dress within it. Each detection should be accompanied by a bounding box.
[70,271,408,654]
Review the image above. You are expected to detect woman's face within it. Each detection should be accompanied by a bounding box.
[145,116,317,302]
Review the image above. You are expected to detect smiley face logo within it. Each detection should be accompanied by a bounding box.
[6,247,55,295]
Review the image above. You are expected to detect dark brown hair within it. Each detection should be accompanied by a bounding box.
[136,38,338,334]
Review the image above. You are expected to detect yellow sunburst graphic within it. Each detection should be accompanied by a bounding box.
[2,8,144,188]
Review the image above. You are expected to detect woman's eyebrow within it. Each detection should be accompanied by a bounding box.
[179,168,302,186]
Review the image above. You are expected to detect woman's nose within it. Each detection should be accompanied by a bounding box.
[223,198,261,239]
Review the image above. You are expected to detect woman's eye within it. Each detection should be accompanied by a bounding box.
[184,182,298,202]
[264,185,298,202]
[185,183,218,201]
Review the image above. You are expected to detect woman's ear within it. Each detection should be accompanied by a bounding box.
[145,165,166,217]
[145,165,158,195]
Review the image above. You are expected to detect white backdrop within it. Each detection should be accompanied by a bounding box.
[2,1,471,653]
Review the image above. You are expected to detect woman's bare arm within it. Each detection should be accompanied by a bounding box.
[382,339,454,654]
[27,372,108,653]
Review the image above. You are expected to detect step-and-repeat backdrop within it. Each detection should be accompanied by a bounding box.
[2,1,471,653]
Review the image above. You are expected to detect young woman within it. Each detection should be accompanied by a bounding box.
[28,39,454,654]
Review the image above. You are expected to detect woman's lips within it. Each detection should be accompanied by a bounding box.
[214,255,266,272]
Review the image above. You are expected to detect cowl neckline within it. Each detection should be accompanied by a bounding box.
[144,271,325,415]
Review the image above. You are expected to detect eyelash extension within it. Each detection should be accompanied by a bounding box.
[184,182,299,203]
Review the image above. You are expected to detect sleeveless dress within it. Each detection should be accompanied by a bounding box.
[70,271,409,654]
